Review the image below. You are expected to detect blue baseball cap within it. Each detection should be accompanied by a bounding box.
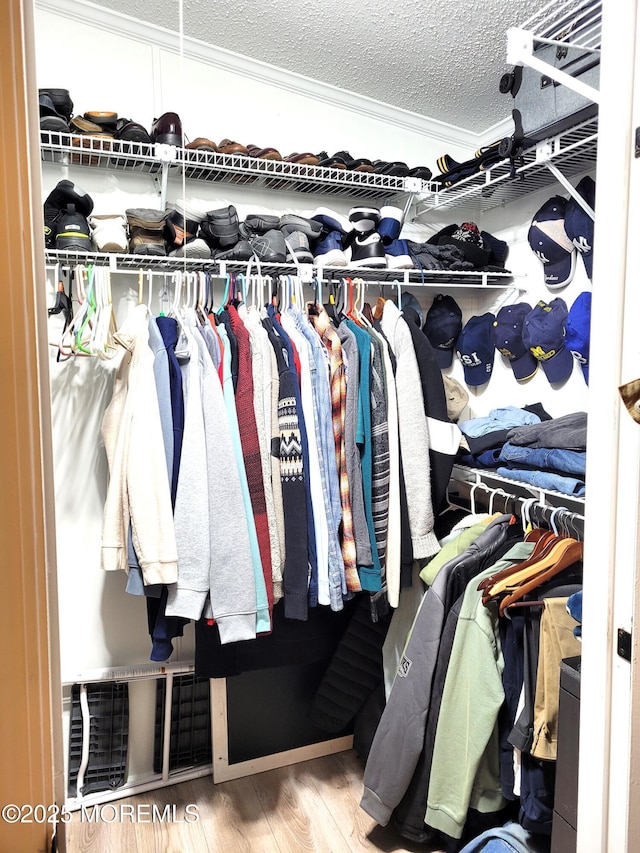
[565,291,591,383]
[492,302,538,381]
[423,294,462,368]
[522,298,574,383]
[564,176,596,280]
[528,196,577,290]
[456,312,496,386]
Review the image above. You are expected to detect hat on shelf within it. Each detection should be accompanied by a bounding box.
[564,291,592,384]
[456,312,496,387]
[437,221,491,268]
[528,196,577,290]
[423,293,463,369]
[522,298,574,383]
[564,176,596,281]
[492,302,538,381]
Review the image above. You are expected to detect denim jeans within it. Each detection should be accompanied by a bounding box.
[496,466,585,496]
[498,442,586,477]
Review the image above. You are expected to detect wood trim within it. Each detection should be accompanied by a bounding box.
[210,679,352,784]
[0,2,61,851]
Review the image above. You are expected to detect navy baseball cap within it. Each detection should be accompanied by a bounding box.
[565,291,592,383]
[564,176,596,280]
[522,298,574,383]
[492,302,538,381]
[528,196,577,290]
[423,294,462,368]
[456,312,496,386]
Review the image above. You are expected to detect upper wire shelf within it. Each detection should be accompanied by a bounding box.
[44,249,516,289]
[40,131,425,201]
[518,0,602,52]
[420,116,597,213]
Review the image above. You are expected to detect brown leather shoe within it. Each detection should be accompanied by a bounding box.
[285,152,320,166]
[186,137,218,152]
[218,139,249,155]
[247,144,282,161]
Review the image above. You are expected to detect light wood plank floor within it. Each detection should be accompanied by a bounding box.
[64,750,446,852]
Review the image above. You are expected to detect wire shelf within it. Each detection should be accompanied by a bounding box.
[520,0,602,52]
[423,117,597,213]
[44,249,516,288]
[40,131,423,200]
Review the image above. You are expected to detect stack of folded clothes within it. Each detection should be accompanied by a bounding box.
[457,408,587,498]
[496,411,587,497]
[407,222,510,273]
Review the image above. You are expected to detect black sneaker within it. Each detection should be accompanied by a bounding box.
[250,229,287,263]
[200,205,240,249]
[349,231,386,268]
[213,240,254,262]
[43,180,94,248]
[55,207,92,253]
[239,214,280,240]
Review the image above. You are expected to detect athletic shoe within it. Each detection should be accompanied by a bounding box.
[313,230,348,267]
[43,180,94,248]
[284,230,313,264]
[378,205,404,244]
[200,205,240,249]
[214,240,254,262]
[126,208,167,255]
[310,206,351,235]
[349,231,386,268]
[55,210,92,253]
[250,229,287,264]
[165,199,206,250]
[88,214,128,253]
[279,214,323,240]
[349,206,380,234]
[239,214,280,240]
[169,238,211,259]
[385,239,414,269]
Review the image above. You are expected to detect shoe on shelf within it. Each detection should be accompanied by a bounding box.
[200,205,240,249]
[313,230,347,267]
[88,214,128,253]
[385,239,414,269]
[165,199,206,249]
[279,214,323,240]
[239,214,280,240]
[310,206,351,235]
[84,111,118,132]
[213,240,254,262]
[186,137,218,152]
[349,231,387,268]
[217,139,249,155]
[169,238,212,259]
[40,115,70,135]
[114,119,152,143]
[349,206,380,233]
[378,205,404,244]
[284,230,313,264]
[44,180,94,248]
[247,144,283,160]
[151,112,183,147]
[38,88,73,121]
[284,152,320,165]
[250,229,287,264]
[55,208,93,253]
[70,115,104,135]
[126,208,167,255]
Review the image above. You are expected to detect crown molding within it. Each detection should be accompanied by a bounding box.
[36,0,493,148]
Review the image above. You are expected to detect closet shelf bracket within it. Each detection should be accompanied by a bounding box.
[507,26,600,105]
[152,143,177,208]
[535,142,595,219]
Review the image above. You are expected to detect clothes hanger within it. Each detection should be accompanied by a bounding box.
[499,538,584,616]
[483,535,580,604]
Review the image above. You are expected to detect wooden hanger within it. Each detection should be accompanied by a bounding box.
[478,529,557,596]
[484,536,579,604]
[499,539,583,616]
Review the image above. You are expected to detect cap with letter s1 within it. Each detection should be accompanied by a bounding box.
[456,312,496,386]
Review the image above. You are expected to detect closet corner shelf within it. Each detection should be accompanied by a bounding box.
[40,131,424,202]
[419,116,597,214]
[451,464,585,514]
[44,248,518,290]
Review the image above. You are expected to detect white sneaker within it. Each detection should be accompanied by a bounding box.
[89,213,128,252]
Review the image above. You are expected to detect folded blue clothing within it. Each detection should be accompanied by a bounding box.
[496,466,586,496]
[458,448,503,469]
[498,442,586,478]
[460,405,541,438]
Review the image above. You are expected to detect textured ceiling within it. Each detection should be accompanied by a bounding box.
[94,0,543,133]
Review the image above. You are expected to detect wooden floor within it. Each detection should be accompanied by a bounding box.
[64,750,446,852]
